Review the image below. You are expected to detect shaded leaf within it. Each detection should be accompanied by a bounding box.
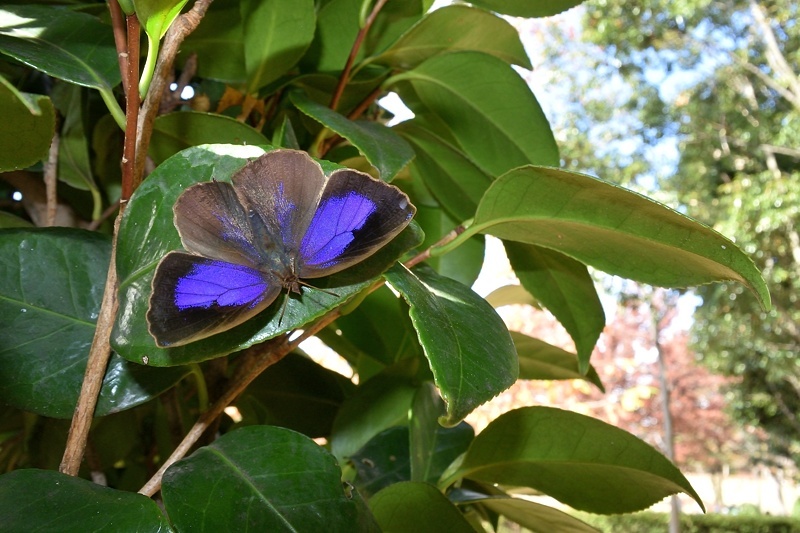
[443,406,705,514]
[505,242,605,373]
[0,5,120,90]
[0,469,170,532]
[372,5,531,70]
[134,0,190,40]
[150,111,269,165]
[484,284,540,309]
[384,264,518,426]
[370,481,474,533]
[0,75,54,172]
[162,426,369,530]
[512,332,604,391]
[0,228,188,417]
[468,0,585,18]
[241,0,316,93]
[291,91,415,181]
[351,426,412,498]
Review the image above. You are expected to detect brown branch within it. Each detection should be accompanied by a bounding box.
[135,0,215,187]
[108,0,129,91]
[329,0,389,112]
[120,14,141,203]
[59,217,121,475]
[86,199,122,232]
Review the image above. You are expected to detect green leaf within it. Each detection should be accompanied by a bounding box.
[300,0,361,73]
[0,469,170,531]
[512,332,604,391]
[0,5,120,90]
[150,111,270,165]
[162,426,369,530]
[0,211,33,229]
[291,91,415,181]
[112,145,422,366]
[450,488,600,533]
[134,0,190,40]
[331,375,417,460]
[179,0,245,83]
[241,0,316,93]
[469,166,771,309]
[370,481,475,533]
[0,75,54,172]
[505,242,605,373]
[467,0,585,18]
[389,51,559,175]
[372,5,531,70]
[238,352,355,438]
[443,406,705,514]
[409,383,474,484]
[51,83,102,220]
[415,204,484,287]
[484,284,540,308]
[0,228,188,418]
[399,122,493,221]
[384,264,518,425]
[351,426,412,498]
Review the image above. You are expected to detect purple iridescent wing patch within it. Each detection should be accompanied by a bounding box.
[147,149,416,347]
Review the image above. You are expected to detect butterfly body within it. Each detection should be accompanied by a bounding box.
[147,149,415,347]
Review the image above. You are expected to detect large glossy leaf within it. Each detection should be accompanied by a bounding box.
[162,426,372,530]
[450,488,600,533]
[398,122,493,221]
[300,0,361,73]
[0,75,54,172]
[441,406,705,514]
[0,469,170,532]
[414,204,484,287]
[178,0,245,83]
[112,144,423,366]
[0,5,120,90]
[505,242,605,372]
[330,375,417,461]
[0,228,188,418]
[372,5,531,70]
[150,111,270,165]
[291,91,415,181]
[389,51,558,176]
[384,264,518,426]
[468,0,585,18]
[351,425,412,498]
[409,383,474,485]
[512,332,604,391]
[467,166,771,308]
[370,481,474,533]
[237,352,355,438]
[241,0,315,93]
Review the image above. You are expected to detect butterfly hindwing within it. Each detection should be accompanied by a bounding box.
[298,168,416,278]
[147,252,282,347]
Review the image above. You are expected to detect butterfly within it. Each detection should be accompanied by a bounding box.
[147,149,416,347]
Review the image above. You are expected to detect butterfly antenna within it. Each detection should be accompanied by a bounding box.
[296,280,339,298]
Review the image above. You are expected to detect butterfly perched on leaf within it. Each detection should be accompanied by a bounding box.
[147,149,416,347]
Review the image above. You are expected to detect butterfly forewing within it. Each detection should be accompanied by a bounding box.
[298,168,416,278]
[148,252,281,347]
[233,149,326,258]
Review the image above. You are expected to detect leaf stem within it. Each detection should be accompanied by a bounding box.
[98,87,126,130]
[329,0,389,112]
[139,35,160,99]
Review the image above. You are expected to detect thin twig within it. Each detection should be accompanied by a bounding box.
[86,200,121,232]
[135,0,215,186]
[43,131,60,227]
[329,0,389,112]
[59,217,121,475]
